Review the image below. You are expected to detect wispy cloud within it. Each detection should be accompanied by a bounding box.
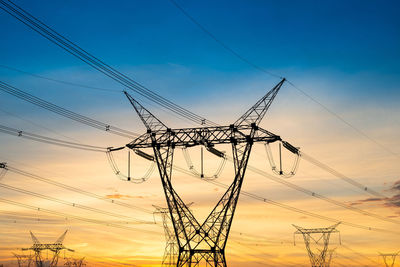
[348,179,400,210]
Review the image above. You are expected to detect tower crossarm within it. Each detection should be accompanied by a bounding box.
[293,223,341,235]
[127,125,281,149]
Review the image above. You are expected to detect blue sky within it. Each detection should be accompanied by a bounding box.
[1,0,399,72]
[1,0,400,81]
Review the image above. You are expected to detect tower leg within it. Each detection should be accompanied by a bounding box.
[152,131,254,267]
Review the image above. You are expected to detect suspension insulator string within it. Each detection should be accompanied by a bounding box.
[279,143,283,175]
[182,146,226,180]
[106,148,155,184]
[128,150,131,181]
[264,141,300,178]
[201,146,204,178]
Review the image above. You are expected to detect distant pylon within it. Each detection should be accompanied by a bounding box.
[154,205,179,266]
[22,230,74,267]
[64,256,86,267]
[379,252,399,267]
[293,223,341,267]
[13,252,33,267]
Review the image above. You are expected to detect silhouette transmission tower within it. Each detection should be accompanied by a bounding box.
[13,252,33,267]
[22,230,74,267]
[122,79,287,266]
[293,223,341,267]
[380,252,399,267]
[154,205,179,266]
[64,256,86,267]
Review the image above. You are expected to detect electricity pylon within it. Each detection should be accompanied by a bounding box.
[13,252,33,267]
[293,223,341,267]
[64,257,86,267]
[22,230,74,267]
[154,205,179,266]
[380,252,399,267]
[124,79,288,266]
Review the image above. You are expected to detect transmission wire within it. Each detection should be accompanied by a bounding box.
[0,0,218,127]
[4,164,153,214]
[0,64,120,93]
[0,81,139,138]
[2,121,398,227]
[0,182,153,224]
[168,0,399,158]
[0,197,161,235]
[173,165,399,235]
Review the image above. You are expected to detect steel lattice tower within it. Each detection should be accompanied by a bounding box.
[124,79,286,266]
[64,257,86,267]
[13,253,33,267]
[380,252,399,267]
[293,223,341,267]
[154,205,180,266]
[22,230,74,267]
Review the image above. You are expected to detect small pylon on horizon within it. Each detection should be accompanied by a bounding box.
[293,223,341,267]
[380,251,399,267]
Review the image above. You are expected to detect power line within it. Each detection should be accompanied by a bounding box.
[238,155,400,226]
[2,134,398,258]
[0,64,120,93]
[0,197,161,235]
[1,0,396,207]
[301,151,394,201]
[1,0,391,222]
[0,107,81,142]
[341,243,381,266]
[0,124,108,152]
[168,0,399,158]
[0,80,139,138]
[0,182,153,224]
[2,122,397,226]
[3,164,153,214]
[1,76,396,235]
[173,165,399,235]
[0,0,218,127]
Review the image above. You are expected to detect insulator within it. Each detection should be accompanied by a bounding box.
[264,143,300,178]
[134,149,155,161]
[0,162,6,168]
[282,141,300,155]
[106,149,155,184]
[107,146,125,152]
[206,146,225,158]
[182,147,226,180]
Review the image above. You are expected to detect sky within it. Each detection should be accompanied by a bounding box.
[0,0,399,266]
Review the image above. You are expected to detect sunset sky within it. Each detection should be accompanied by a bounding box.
[0,0,399,266]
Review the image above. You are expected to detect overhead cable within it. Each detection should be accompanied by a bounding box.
[3,164,153,214]
[168,0,399,158]
[0,124,107,152]
[0,0,217,127]
[0,182,153,224]
[2,123,396,225]
[173,165,399,235]
[0,197,161,235]
[0,81,139,138]
[0,64,120,93]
